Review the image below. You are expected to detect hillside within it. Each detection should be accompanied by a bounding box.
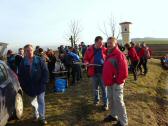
[7,59,168,126]
[131,38,168,44]
[130,38,168,58]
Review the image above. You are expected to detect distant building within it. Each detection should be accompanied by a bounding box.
[120,22,132,44]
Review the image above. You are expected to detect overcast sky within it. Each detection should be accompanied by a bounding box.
[0,0,168,49]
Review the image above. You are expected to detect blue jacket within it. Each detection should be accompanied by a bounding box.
[67,52,80,62]
[18,56,49,97]
[163,59,168,63]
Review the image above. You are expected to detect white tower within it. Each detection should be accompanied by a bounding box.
[120,22,132,44]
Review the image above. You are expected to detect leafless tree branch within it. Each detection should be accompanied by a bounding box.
[99,16,120,40]
[65,20,82,47]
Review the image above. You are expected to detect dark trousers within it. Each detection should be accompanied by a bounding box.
[72,64,81,84]
[65,65,71,79]
[48,66,55,81]
[143,58,148,75]
[138,58,148,75]
[132,61,139,80]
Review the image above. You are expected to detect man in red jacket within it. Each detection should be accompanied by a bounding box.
[84,36,108,111]
[138,42,151,75]
[125,43,139,81]
[103,37,128,126]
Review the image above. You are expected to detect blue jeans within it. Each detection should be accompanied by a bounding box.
[28,92,46,120]
[91,73,108,106]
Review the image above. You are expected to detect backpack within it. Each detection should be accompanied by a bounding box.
[145,47,151,59]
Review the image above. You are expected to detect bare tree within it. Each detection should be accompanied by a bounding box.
[65,20,82,47]
[99,16,120,39]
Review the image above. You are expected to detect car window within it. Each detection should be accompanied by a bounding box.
[0,64,7,84]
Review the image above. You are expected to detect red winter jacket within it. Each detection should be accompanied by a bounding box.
[138,48,145,59]
[128,47,139,62]
[103,47,128,86]
[138,47,151,59]
[84,45,107,77]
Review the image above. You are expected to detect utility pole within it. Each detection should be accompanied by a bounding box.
[69,35,73,47]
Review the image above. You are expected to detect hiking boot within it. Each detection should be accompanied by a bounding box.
[114,121,125,126]
[134,75,137,81]
[144,72,147,76]
[32,117,39,122]
[40,119,48,125]
[103,115,118,122]
[94,101,99,106]
[139,72,143,75]
[102,105,109,111]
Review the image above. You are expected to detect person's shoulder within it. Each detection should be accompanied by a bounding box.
[87,45,93,49]
[35,55,41,59]
[16,54,23,59]
[102,46,107,50]
[34,55,45,63]
[10,54,16,58]
[86,45,94,52]
[130,47,136,52]
[69,52,75,56]
[115,48,125,58]
[142,47,146,50]
[83,45,87,49]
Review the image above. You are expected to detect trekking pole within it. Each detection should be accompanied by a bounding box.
[73,62,102,66]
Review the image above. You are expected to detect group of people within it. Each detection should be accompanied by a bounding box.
[58,42,87,85]
[83,36,151,126]
[7,46,57,79]
[84,36,128,126]
[5,37,151,126]
[125,42,151,81]
[7,48,24,74]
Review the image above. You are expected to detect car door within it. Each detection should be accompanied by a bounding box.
[0,63,9,125]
